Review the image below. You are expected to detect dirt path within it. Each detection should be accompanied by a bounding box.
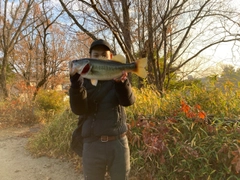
[0,126,84,180]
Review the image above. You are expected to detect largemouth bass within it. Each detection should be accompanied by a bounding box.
[69,55,147,86]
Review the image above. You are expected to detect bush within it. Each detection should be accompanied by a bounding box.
[0,98,38,127]
[35,89,68,112]
[34,90,69,123]
[0,89,69,128]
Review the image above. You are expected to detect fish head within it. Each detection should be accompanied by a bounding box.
[69,59,92,76]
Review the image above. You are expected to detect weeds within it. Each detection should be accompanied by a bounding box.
[27,109,77,158]
[26,108,83,172]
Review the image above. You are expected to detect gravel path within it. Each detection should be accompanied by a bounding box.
[0,126,84,180]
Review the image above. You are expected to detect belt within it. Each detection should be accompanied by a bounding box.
[99,133,126,142]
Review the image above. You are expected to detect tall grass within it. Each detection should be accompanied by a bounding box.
[27,109,78,158]
[27,109,83,171]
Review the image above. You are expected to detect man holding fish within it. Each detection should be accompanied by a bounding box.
[69,39,147,180]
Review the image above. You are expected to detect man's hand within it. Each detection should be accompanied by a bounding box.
[70,73,83,88]
[114,71,128,83]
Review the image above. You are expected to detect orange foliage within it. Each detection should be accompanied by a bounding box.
[181,100,206,121]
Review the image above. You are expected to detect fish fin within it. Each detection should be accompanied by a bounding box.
[112,54,126,63]
[91,79,98,86]
[134,58,148,78]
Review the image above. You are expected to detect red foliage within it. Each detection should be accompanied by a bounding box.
[136,116,169,163]
[135,100,209,162]
[181,100,207,122]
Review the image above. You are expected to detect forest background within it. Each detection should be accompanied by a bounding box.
[1,0,240,179]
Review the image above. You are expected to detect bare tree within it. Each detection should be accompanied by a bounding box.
[10,1,73,100]
[58,0,240,94]
[0,0,35,99]
[4,0,94,101]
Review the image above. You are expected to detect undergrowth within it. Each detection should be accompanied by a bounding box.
[4,82,240,179]
[26,109,83,172]
[0,98,37,128]
[0,89,68,128]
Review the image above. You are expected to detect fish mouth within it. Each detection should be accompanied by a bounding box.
[81,63,91,75]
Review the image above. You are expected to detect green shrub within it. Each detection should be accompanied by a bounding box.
[35,90,68,112]
[34,90,69,122]
[128,114,240,179]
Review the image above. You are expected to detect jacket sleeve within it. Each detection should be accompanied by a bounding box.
[69,86,88,115]
[115,79,135,106]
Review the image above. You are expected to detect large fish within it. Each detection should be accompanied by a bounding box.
[69,54,147,86]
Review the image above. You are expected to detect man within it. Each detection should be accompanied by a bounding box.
[69,39,135,180]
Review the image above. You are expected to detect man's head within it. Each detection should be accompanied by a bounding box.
[89,39,112,60]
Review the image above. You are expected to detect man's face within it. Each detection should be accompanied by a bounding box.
[90,45,112,60]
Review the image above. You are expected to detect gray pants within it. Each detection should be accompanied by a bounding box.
[82,136,130,180]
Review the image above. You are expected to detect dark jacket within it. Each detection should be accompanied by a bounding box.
[69,78,135,138]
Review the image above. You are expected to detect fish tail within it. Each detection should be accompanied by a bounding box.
[134,58,148,78]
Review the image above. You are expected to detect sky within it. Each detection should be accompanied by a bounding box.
[211,43,240,67]
[210,0,240,69]
[185,0,240,74]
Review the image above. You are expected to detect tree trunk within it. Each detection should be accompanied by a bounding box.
[0,54,9,99]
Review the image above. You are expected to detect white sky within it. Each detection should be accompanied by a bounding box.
[186,0,240,74]
[212,0,240,68]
